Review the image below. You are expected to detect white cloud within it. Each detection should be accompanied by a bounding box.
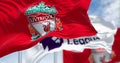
[101,0,120,27]
[89,0,120,28]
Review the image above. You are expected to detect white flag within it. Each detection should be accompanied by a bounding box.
[25,16,117,63]
[90,16,117,63]
[90,16,117,53]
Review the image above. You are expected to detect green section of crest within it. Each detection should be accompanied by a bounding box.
[25,2,57,15]
[32,35,40,40]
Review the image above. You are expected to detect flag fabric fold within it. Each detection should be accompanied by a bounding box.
[109,28,120,63]
[90,16,117,63]
[0,0,96,57]
[90,16,117,53]
[25,17,117,62]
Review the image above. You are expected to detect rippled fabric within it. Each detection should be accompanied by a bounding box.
[0,0,96,57]
[109,28,120,63]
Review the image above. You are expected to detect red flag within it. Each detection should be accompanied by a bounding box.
[63,49,91,63]
[62,0,94,63]
[0,0,96,58]
[108,28,120,63]
[0,0,46,57]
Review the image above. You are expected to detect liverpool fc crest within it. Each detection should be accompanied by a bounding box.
[25,2,62,40]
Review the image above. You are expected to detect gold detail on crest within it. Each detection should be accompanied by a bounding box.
[56,18,63,31]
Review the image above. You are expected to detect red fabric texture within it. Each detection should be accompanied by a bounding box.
[63,0,93,63]
[109,28,120,63]
[63,49,91,63]
[0,0,96,57]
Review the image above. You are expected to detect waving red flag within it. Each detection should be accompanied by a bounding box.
[0,0,96,58]
[63,0,94,63]
[109,28,120,63]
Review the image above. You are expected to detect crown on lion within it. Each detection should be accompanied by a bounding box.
[25,2,57,15]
